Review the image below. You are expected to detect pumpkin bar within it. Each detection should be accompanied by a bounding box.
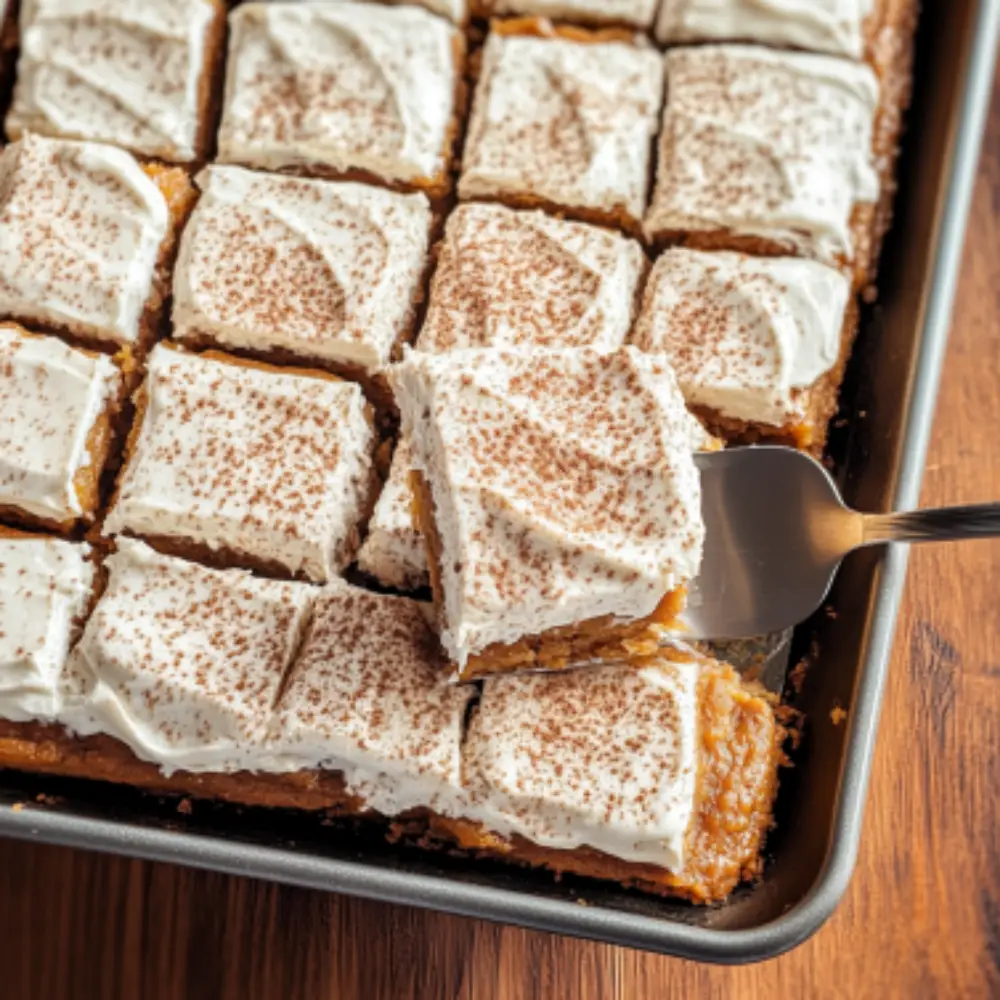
[629,248,856,454]
[458,24,663,235]
[6,0,227,163]
[217,1,465,200]
[0,134,195,352]
[391,346,708,680]
[172,165,432,377]
[269,580,473,817]
[0,325,123,533]
[644,45,882,288]
[0,529,95,725]
[103,346,377,583]
[358,202,646,591]
[60,539,314,775]
[431,655,782,903]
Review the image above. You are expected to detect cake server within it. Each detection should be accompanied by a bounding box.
[682,446,1000,640]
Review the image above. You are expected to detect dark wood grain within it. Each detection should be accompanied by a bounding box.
[1,66,998,1000]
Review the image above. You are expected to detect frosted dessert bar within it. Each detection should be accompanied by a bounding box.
[644,45,882,288]
[431,656,782,903]
[172,166,432,377]
[217,1,465,199]
[459,25,663,234]
[391,346,708,680]
[357,202,646,591]
[104,346,376,582]
[0,325,123,532]
[629,248,855,454]
[0,134,195,351]
[6,0,227,163]
[0,530,94,725]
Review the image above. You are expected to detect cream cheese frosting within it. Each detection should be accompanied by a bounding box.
[478,0,658,28]
[103,347,375,582]
[417,202,644,354]
[644,45,880,266]
[0,326,120,524]
[218,2,461,184]
[462,662,699,872]
[61,539,314,773]
[656,0,873,58]
[630,248,852,427]
[0,536,94,724]
[391,346,707,668]
[278,0,468,25]
[8,0,219,163]
[266,580,473,815]
[356,439,429,591]
[0,135,169,347]
[459,33,663,221]
[172,166,432,372]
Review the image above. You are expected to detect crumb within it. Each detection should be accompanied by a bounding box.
[824,606,838,620]
[34,793,58,805]
[830,705,848,726]
[857,410,867,418]
[176,798,193,815]
[575,898,589,906]
[11,802,24,812]
[862,284,878,304]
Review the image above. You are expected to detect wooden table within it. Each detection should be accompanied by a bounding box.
[2,73,998,1000]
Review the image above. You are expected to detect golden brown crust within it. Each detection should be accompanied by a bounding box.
[0,720,360,813]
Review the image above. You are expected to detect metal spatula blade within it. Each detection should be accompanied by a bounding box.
[679,447,1000,641]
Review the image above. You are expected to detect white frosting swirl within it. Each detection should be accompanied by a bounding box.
[0,537,94,723]
[631,248,851,427]
[0,326,119,523]
[645,45,880,267]
[219,2,461,184]
[656,0,873,58]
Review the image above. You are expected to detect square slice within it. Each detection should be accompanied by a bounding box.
[0,134,195,350]
[218,2,464,197]
[0,324,123,531]
[644,45,880,284]
[458,29,663,232]
[0,530,94,723]
[172,166,432,375]
[104,346,377,582]
[416,202,645,354]
[471,0,657,28]
[61,539,313,773]
[433,656,781,902]
[7,0,227,163]
[629,248,855,454]
[391,346,708,679]
[271,580,474,815]
[356,439,429,591]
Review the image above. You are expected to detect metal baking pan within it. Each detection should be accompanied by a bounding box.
[1,0,998,964]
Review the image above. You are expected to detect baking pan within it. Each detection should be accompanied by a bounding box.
[1,0,998,964]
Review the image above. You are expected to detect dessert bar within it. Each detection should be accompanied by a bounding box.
[217,1,465,199]
[644,45,881,288]
[392,346,708,680]
[429,656,782,903]
[6,0,227,163]
[103,346,377,582]
[0,325,123,532]
[629,248,856,453]
[172,165,432,377]
[459,23,663,234]
[0,529,95,724]
[0,134,195,351]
